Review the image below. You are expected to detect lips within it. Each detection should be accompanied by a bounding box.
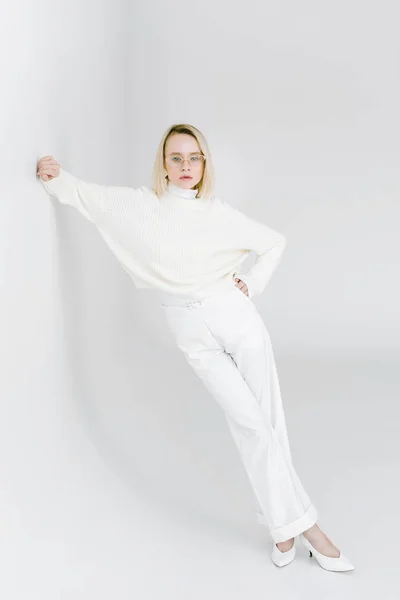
[180,176,192,179]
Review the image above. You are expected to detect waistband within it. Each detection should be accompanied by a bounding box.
[160,294,203,307]
[160,280,236,307]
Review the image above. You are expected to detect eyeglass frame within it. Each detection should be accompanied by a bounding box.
[164,153,206,168]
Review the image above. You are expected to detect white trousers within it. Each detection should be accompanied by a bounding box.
[160,284,318,543]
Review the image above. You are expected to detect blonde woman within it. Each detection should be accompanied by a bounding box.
[37,123,354,571]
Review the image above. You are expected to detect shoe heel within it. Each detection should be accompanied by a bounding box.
[300,533,354,572]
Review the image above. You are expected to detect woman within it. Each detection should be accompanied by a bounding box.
[37,123,354,571]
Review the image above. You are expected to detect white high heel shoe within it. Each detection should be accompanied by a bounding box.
[271,539,296,567]
[300,533,355,572]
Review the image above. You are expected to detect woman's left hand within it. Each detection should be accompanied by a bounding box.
[234,278,249,297]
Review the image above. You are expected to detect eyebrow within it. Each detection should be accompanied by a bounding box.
[167,152,202,155]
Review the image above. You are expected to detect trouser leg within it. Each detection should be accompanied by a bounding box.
[161,290,318,543]
[221,291,318,541]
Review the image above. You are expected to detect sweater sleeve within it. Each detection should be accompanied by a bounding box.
[39,167,135,224]
[229,206,287,299]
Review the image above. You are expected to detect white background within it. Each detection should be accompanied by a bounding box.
[1,0,399,597]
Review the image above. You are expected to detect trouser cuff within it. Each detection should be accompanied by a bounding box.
[256,503,318,543]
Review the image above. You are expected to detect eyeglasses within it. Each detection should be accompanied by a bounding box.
[165,154,206,167]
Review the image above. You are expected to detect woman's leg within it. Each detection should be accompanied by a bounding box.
[224,294,309,530]
[223,291,342,556]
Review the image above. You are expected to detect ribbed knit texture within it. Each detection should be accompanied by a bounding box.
[40,168,287,299]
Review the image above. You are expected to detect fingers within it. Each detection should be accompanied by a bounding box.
[37,156,58,168]
[234,278,249,296]
[38,156,55,164]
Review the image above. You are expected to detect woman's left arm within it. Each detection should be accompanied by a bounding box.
[230,207,287,299]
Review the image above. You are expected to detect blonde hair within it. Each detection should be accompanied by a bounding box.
[151,123,216,199]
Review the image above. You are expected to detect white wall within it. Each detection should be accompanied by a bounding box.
[1,0,399,598]
[131,1,400,361]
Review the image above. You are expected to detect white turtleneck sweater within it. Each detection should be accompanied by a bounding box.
[39,168,286,300]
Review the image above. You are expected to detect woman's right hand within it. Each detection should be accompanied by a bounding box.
[37,155,61,181]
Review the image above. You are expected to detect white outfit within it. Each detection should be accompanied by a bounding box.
[40,169,318,542]
[40,169,287,300]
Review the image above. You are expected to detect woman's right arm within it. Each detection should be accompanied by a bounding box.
[37,156,136,223]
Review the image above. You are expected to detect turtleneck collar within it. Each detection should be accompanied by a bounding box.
[159,180,216,211]
[167,181,199,199]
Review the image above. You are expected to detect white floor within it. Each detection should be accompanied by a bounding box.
[2,356,398,599]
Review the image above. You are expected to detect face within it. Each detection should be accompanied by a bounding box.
[164,133,205,190]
